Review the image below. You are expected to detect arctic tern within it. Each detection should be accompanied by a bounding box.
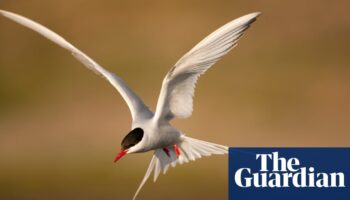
[0,9,260,199]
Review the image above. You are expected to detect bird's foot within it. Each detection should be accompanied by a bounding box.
[163,145,180,158]
[174,144,180,157]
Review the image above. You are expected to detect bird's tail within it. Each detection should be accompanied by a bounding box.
[132,136,228,200]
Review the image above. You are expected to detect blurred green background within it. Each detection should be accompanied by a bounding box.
[0,0,349,199]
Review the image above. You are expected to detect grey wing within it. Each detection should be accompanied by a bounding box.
[0,10,153,121]
[153,12,260,122]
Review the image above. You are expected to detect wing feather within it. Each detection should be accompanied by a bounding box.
[154,12,260,121]
[0,10,152,121]
[132,137,228,199]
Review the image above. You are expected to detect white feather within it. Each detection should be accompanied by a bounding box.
[132,136,228,199]
[132,155,156,200]
[154,12,260,121]
[0,9,153,121]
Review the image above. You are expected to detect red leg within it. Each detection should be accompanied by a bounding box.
[163,147,170,157]
[174,144,180,157]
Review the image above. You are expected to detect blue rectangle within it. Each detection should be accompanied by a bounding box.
[229,148,350,200]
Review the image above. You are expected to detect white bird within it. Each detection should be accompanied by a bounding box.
[0,9,260,199]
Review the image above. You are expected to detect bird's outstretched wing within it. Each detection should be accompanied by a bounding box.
[0,10,152,121]
[154,12,260,122]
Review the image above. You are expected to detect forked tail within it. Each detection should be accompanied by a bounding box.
[132,136,228,200]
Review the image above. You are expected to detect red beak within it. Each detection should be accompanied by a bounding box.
[114,149,128,163]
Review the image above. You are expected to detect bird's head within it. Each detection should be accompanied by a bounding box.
[114,127,144,162]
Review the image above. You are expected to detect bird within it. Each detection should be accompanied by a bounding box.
[0,9,260,199]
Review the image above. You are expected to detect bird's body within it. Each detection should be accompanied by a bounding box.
[0,9,260,199]
[130,118,183,153]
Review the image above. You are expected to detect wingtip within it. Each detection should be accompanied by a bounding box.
[0,9,15,18]
[253,12,262,17]
[233,12,261,26]
[245,12,262,20]
[0,9,6,15]
[0,9,10,14]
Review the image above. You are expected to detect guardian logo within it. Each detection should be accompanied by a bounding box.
[229,148,350,200]
[235,152,345,188]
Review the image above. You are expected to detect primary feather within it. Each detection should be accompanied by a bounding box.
[154,12,260,121]
[0,9,152,121]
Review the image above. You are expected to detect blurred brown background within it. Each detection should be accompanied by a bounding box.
[0,0,349,199]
